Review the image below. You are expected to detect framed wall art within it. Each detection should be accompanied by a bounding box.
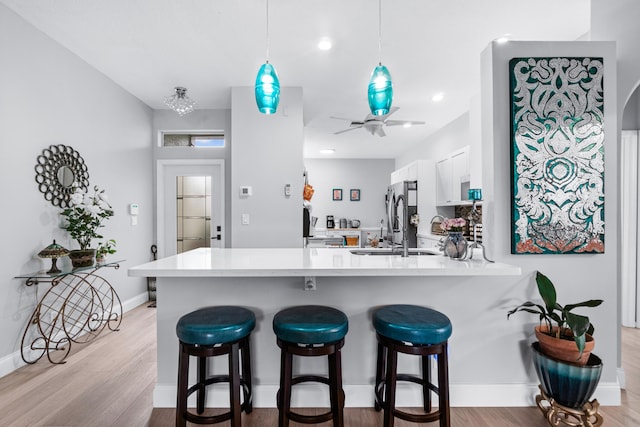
[332,188,343,201]
[510,57,604,254]
[350,189,361,201]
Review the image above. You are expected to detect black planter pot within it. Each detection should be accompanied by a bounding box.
[68,249,96,269]
[531,342,602,409]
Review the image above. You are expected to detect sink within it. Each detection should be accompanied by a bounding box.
[349,248,439,256]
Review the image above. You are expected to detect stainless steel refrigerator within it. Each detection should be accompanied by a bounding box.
[385,180,418,248]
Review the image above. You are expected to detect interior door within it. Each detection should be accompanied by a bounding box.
[157,160,224,258]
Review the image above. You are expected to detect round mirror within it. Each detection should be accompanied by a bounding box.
[56,165,75,188]
[35,144,90,207]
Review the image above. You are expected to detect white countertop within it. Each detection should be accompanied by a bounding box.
[128,247,521,278]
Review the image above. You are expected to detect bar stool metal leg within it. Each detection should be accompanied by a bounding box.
[422,355,432,412]
[383,344,398,427]
[438,344,450,427]
[241,338,253,414]
[229,341,241,427]
[176,343,189,427]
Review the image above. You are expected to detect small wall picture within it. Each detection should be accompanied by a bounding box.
[332,188,343,201]
[350,189,361,201]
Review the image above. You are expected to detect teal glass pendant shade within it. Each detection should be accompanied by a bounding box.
[255,62,281,114]
[368,64,393,116]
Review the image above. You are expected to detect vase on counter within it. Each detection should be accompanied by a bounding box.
[68,248,96,269]
[443,232,467,259]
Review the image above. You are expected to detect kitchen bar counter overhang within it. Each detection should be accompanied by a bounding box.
[129,248,533,409]
[128,247,521,279]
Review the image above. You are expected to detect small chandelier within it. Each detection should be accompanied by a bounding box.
[368,0,393,116]
[164,86,196,116]
[255,0,280,114]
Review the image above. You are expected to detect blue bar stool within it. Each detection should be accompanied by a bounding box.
[372,304,453,427]
[176,306,256,427]
[273,305,349,427]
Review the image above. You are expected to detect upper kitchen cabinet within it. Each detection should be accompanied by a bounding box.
[436,146,470,206]
[390,161,419,184]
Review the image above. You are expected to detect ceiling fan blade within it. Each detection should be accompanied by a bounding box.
[330,116,361,123]
[374,126,386,137]
[334,126,363,135]
[384,106,400,118]
[384,119,426,127]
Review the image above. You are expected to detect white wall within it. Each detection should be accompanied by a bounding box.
[622,87,639,129]
[591,0,640,372]
[231,87,304,248]
[481,40,618,397]
[303,159,395,230]
[0,4,153,373]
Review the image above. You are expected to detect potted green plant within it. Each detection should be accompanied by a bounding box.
[508,271,604,415]
[60,185,114,268]
[508,271,603,365]
[96,239,116,264]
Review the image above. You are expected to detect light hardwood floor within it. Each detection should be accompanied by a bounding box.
[0,303,638,426]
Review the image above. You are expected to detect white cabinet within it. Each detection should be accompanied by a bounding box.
[390,162,418,184]
[436,146,470,206]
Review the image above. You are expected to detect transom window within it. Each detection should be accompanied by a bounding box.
[163,133,225,148]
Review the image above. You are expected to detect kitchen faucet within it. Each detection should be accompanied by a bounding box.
[394,194,409,257]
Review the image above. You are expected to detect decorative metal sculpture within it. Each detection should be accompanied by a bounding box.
[510,57,605,254]
[34,144,90,208]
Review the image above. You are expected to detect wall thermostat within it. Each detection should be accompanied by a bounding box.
[129,203,139,215]
[239,186,252,197]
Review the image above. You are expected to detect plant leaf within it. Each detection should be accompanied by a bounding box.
[536,271,557,312]
[564,299,603,312]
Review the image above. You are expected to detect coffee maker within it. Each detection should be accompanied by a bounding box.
[326,215,335,229]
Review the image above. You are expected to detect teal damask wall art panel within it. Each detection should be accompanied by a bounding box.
[509,57,604,254]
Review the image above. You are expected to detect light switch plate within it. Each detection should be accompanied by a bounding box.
[240,186,252,197]
[241,214,250,225]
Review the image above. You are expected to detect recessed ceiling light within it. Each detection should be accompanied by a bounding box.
[495,36,509,44]
[318,38,332,51]
[432,92,444,102]
[403,123,412,128]
[320,148,335,154]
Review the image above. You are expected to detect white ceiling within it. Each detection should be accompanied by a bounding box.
[1,0,590,159]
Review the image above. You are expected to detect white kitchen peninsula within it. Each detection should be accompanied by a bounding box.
[129,247,520,408]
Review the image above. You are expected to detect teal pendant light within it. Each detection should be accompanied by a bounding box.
[255,0,280,114]
[255,62,280,114]
[368,0,393,116]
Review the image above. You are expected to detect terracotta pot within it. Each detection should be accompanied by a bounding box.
[535,325,594,366]
[68,249,96,269]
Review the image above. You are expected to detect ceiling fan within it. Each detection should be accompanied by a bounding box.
[331,107,425,137]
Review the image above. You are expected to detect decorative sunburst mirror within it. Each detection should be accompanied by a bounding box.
[34,144,90,208]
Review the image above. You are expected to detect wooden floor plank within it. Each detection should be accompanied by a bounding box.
[0,302,638,426]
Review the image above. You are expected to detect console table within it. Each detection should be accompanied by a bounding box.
[15,261,123,364]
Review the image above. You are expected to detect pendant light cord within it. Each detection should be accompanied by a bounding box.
[265,0,270,63]
[378,0,382,66]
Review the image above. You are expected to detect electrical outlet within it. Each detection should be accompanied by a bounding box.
[304,276,316,291]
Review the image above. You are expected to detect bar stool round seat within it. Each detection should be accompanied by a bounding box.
[373,304,453,427]
[176,306,256,427]
[273,305,348,427]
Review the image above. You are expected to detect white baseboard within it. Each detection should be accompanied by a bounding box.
[0,292,149,379]
[618,367,626,389]
[153,381,622,408]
